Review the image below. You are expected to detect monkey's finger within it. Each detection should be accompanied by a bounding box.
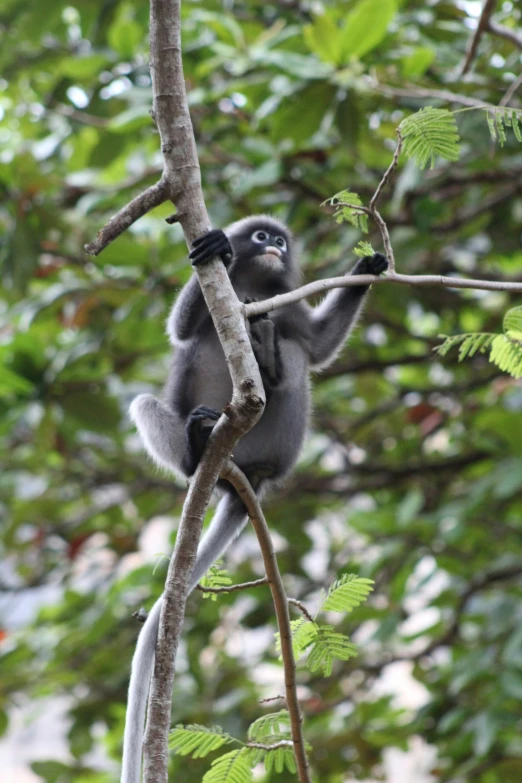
[191,229,226,248]
[190,405,221,420]
[189,239,230,264]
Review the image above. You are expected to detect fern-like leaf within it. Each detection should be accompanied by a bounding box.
[436,305,522,380]
[276,618,318,660]
[199,560,232,599]
[354,240,375,258]
[320,574,374,614]
[503,305,522,333]
[202,749,252,783]
[169,725,235,758]
[247,711,290,742]
[434,333,495,361]
[490,334,522,378]
[400,107,460,169]
[307,625,358,676]
[486,108,522,145]
[322,191,368,233]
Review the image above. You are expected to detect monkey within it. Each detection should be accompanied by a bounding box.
[122,216,388,783]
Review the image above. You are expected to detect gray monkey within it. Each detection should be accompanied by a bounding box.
[122,216,388,783]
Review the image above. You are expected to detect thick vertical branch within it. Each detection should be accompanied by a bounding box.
[141,3,265,782]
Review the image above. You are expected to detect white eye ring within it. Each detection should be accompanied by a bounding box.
[252,230,267,244]
[275,236,287,251]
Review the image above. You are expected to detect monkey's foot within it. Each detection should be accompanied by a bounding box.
[184,406,221,474]
[189,229,233,266]
[353,252,388,277]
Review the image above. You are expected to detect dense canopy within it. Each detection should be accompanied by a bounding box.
[1,1,522,782]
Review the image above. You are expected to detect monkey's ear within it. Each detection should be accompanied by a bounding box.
[189,229,233,266]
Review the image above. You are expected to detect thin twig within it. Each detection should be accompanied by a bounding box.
[288,598,315,624]
[84,182,167,255]
[369,131,403,213]
[459,0,497,77]
[221,462,312,783]
[196,578,269,594]
[376,83,494,109]
[486,18,522,50]
[243,271,522,319]
[500,72,522,107]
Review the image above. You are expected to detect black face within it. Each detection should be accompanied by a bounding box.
[229,221,290,271]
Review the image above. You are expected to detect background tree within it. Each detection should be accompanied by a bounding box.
[1,1,522,782]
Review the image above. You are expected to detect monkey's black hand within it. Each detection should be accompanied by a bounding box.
[352,252,388,277]
[184,405,221,475]
[189,229,233,266]
[244,296,270,324]
[244,299,281,387]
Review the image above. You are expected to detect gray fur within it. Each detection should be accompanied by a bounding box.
[122,216,384,783]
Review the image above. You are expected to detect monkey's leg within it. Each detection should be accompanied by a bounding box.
[245,297,281,387]
[129,394,187,475]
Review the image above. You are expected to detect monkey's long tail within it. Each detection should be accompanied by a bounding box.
[120,490,251,783]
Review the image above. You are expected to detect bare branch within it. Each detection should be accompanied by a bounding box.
[196,578,269,594]
[84,182,167,256]
[500,72,522,107]
[138,3,266,783]
[243,271,522,319]
[288,598,315,624]
[486,18,522,50]
[459,0,497,76]
[376,83,494,109]
[222,462,312,783]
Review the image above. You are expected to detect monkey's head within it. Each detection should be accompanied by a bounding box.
[225,216,299,286]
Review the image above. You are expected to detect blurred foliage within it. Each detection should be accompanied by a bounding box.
[1,0,522,782]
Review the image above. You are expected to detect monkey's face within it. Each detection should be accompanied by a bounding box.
[230,222,291,276]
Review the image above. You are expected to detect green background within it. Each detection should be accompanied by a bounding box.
[1,1,522,781]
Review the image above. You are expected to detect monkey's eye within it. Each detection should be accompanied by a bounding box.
[275,236,287,251]
[252,231,267,243]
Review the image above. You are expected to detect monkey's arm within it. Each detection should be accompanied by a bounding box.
[307,253,388,369]
[167,230,233,343]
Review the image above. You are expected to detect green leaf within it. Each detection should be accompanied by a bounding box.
[400,107,460,169]
[270,83,336,146]
[108,106,153,134]
[108,3,143,58]
[276,618,318,660]
[61,55,109,80]
[307,626,359,676]
[0,366,34,397]
[247,711,290,742]
[304,13,344,66]
[169,725,236,758]
[401,47,436,78]
[199,560,232,600]
[340,0,397,60]
[320,574,374,613]
[202,749,252,783]
[354,241,375,258]
[503,305,522,334]
[323,190,368,232]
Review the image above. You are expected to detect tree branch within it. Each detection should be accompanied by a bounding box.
[243,271,522,319]
[196,578,269,594]
[459,0,497,76]
[486,18,522,50]
[84,182,168,256]
[221,462,312,783]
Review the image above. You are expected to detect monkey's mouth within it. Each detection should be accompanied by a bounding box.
[263,246,282,259]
